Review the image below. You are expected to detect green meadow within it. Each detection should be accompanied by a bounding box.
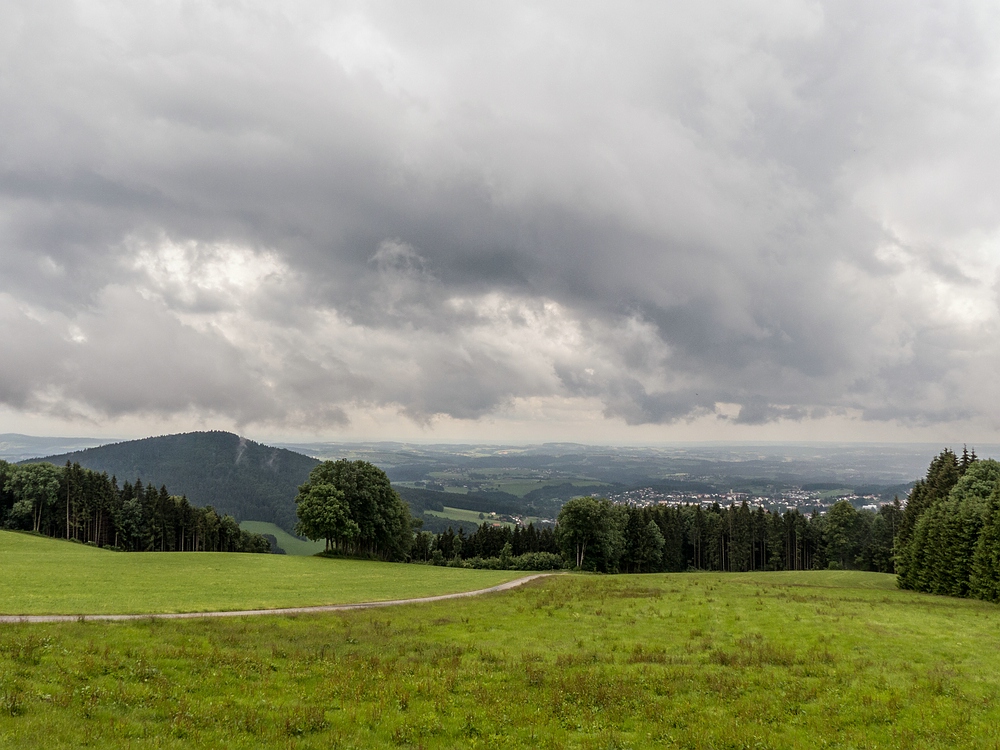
[425,506,516,528]
[3,559,1000,747]
[0,532,524,615]
[490,479,608,498]
[238,520,326,556]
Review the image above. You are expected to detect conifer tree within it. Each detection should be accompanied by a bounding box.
[896,449,961,589]
[970,488,1000,602]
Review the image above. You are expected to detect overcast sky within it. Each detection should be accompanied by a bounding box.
[2,0,999,444]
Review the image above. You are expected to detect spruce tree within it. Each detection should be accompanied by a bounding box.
[896,449,961,589]
[970,488,1000,602]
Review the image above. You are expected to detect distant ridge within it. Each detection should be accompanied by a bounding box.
[28,431,320,532]
[0,433,111,463]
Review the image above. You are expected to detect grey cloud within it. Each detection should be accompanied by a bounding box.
[1,0,999,434]
[604,383,720,427]
[0,298,68,407]
[51,289,285,424]
[734,401,809,426]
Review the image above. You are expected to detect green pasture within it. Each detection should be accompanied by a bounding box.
[424,506,513,528]
[0,531,524,615]
[491,479,607,498]
[238,521,325,556]
[4,569,1000,747]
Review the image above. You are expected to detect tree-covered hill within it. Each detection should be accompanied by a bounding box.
[27,431,320,531]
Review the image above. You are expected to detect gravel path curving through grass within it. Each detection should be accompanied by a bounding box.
[0,573,557,623]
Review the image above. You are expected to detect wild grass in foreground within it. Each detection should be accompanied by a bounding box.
[3,571,1000,748]
[0,531,524,614]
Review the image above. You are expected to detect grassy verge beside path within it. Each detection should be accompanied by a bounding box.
[4,570,1000,747]
[0,531,525,615]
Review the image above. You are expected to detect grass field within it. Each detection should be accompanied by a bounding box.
[238,521,325,556]
[425,506,545,528]
[425,506,515,528]
[425,506,495,524]
[490,479,607,498]
[406,475,606,498]
[3,568,1000,747]
[0,531,525,615]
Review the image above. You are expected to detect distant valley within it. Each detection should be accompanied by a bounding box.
[0,433,114,463]
[9,433,978,537]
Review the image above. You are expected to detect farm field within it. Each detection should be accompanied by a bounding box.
[490,478,607,498]
[238,521,325,556]
[406,471,607,499]
[0,532,524,615]
[3,570,1000,747]
[425,506,515,528]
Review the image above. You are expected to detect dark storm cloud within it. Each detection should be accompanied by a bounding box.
[2,0,999,433]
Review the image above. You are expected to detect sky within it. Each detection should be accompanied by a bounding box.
[2,0,1000,445]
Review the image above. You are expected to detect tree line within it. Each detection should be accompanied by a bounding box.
[895,448,1000,601]
[410,521,565,570]
[553,495,901,574]
[0,460,270,553]
[404,493,900,574]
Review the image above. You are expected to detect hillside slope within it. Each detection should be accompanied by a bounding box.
[29,431,319,531]
[0,530,523,614]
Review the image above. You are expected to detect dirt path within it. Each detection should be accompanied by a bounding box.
[0,573,556,624]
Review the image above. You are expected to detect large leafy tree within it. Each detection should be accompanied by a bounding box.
[295,482,358,551]
[295,460,413,560]
[557,496,604,569]
[0,460,16,526]
[557,496,626,572]
[5,463,61,533]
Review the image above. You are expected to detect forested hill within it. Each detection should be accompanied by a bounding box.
[28,431,319,531]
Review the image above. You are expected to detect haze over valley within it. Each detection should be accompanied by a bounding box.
[8,430,995,539]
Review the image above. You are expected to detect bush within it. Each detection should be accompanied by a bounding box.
[435,551,567,571]
[513,552,566,571]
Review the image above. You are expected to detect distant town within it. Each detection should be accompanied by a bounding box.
[606,487,887,516]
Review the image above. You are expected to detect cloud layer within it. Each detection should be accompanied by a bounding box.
[2,0,1000,439]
